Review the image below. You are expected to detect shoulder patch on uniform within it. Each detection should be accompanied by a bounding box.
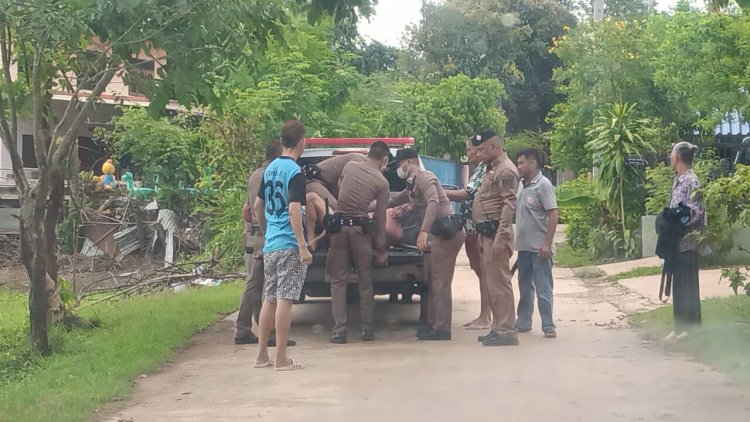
[501,178,515,189]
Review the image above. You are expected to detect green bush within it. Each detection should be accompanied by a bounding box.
[557,173,597,253]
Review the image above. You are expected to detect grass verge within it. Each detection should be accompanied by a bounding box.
[554,242,597,268]
[607,266,662,282]
[0,282,243,422]
[632,296,750,382]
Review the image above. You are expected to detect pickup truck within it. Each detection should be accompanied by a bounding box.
[297,138,431,321]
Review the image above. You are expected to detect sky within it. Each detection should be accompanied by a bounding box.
[357,0,697,47]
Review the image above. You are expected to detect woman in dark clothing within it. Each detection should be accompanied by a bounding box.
[667,142,706,341]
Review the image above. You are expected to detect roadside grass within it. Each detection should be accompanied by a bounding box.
[607,266,662,282]
[0,282,243,422]
[554,242,598,268]
[632,296,750,382]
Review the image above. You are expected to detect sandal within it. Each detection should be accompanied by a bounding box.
[275,358,304,371]
[253,360,273,368]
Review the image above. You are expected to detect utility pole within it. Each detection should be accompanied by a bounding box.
[594,0,605,21]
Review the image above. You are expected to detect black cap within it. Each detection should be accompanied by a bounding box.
[470,129,498,146]
[388,147,419,165]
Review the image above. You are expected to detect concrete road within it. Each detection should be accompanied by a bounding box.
[102,260,750,422]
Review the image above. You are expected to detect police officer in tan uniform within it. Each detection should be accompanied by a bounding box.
[235,139,285,344]
[389,148,466,340]
[327,142,391,344]
[471,130,520,347]
[305,153,367,210]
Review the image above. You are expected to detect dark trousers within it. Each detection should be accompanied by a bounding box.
[673,250,701,330]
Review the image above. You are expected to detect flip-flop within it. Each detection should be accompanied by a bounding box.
[253,360,273,368]
[275,358,304,371]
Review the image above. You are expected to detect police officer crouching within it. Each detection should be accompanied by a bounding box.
[471,130,521,347]
[389,148,466,340]
[327,141,391,344]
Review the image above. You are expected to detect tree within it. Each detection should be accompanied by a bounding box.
[549,17,685,172]
[377,74,507,159]
[652,11,750,130]
[0,0,373,355]
[404,0,576,134]
[586,103,657,257]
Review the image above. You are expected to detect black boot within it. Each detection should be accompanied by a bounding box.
[477,331,497,342]
[330,331,348,344]
[361,327,375,342]
[416,324,432,336]
[482,334,519,347]
[417,329,451,341]
[234,333,259,345]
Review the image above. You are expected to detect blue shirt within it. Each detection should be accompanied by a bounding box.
[257,156,306,253]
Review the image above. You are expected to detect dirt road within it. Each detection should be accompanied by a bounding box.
[102,262,750,422]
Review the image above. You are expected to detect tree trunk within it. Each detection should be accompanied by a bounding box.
[22,194,52,355]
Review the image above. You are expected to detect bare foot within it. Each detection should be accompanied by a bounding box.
[463,318,491,330]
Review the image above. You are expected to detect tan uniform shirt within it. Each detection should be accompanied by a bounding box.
[337,161,389,251]
[247,165,267,223]
[316,153,367,197]
[391,169,452,233]
[472,151,519,245]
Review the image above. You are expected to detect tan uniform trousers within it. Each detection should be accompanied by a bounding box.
[235,230,264,338]
[479,235,517,335]
[327,226,374,333]
[426,230,466,333]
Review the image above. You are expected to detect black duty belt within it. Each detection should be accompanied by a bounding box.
[475,220,500,238]
[430,214,466,239]
[325,212,373,235]
[336,215,371,227]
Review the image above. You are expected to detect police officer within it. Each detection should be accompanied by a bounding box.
[234,139,282,345]
[389,148,466,340]
[471,130,520,347]
[327,142,391,344]
[445,137,490,330]
[305,152,367,210]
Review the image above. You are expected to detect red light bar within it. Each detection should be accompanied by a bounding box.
[333,149,368,155]
[306,138,414,146]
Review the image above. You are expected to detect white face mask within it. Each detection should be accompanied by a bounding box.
[397,164,408,179]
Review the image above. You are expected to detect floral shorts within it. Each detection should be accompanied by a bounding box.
[263,248,308,303]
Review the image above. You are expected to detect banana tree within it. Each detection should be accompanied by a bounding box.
[586,103,657,248]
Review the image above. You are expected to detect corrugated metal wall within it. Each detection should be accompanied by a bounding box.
[422,156,463,188]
